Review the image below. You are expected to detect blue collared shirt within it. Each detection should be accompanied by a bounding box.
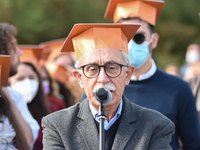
[89,99,123,131]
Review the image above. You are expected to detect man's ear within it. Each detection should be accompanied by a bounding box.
[72,70,84,89]
[125,66,134,85]
[151,32,159,49]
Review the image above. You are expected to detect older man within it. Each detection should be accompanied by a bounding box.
[42,23,175,150]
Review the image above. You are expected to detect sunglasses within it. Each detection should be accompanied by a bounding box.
[133,33,145,44]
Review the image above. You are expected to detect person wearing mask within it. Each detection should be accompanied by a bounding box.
[180,43,200,77]
[9,62,65,149]
[0,55,33,150]
[42,23,175,149]
[40,65,67,109]
[44,60,75,107]
[103,0,200,149]
[0,23,39,149]
[40,39,83,104]
[18,44,67,110]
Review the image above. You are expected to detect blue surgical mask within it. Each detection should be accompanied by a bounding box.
[128,35,153,69]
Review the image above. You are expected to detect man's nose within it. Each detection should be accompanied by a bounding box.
[97,68,110,83]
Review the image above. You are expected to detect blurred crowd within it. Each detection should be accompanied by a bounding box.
[165,42,200,120]
[0,0,200,150]
[0,23,84,149]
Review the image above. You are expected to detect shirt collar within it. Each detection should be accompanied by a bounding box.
[89,99,123,121]
[131,59,157,81]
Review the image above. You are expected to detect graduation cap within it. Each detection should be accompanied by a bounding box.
[18,45,43,69]
[0,55,10,87]
[45,60,69,86]
[60,23,140,60]
[40,38,68,60]
[104,0,165,25]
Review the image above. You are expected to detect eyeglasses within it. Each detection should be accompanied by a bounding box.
[133,33,145,44]
[80,63,128,79]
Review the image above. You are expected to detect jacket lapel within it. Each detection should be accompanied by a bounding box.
[112,96,137,150]
[77,99,99,150]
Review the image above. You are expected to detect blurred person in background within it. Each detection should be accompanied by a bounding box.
[103,0,200,149]
[0,86,33,150]
[44,60,75,107]
[40,65,67,109]
[0,23,39,149]
[186,74,200,124]
[18,44,68,109]
[0,55,34,150]
[180,43,200,77]
[184,61,200,81]
[184,61,200,123]
[54,53,84,104]
[9,62,65,150]
[40,39,83,104]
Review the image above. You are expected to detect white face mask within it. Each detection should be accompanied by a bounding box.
[12,78,39,103]
[186,50,200,64]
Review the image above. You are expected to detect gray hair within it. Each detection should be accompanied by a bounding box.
[74,50,131,69]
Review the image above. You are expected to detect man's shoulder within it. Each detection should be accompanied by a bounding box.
[42,103,81,124]
[124,97,173,124]
[157,69,187,84]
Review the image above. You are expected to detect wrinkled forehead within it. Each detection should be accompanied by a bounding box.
[80,47,124,65]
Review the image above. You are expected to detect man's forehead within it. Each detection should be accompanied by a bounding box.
[83,47,121,57]
[81,48,123,64]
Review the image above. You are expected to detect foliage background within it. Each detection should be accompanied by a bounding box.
[0,0,199,70]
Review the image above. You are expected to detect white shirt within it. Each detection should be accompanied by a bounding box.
[131,59,157,81]
[89,99,122,131]
[0,116,17,150]
[8,86,40,148]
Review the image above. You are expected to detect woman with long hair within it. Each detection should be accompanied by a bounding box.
[9,62,64,149]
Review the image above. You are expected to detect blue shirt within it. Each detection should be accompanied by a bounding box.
[89,99,122,131]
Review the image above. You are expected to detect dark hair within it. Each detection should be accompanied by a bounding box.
[117,17,155,34]
[21,62,51,120]
[40,65,54,96]
[40,65,63,100]
[0,23,17,55]
[40,64,75,107]
[0,87,10,118]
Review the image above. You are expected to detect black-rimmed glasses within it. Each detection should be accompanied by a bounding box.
[80,63,128,78]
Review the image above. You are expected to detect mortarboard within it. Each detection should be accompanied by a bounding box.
[45,60,69,86]
[104,0,165,25]
[40,38,68,60]
[18,45,43,68]
[0,55,10,87]
[60,23,140,60]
